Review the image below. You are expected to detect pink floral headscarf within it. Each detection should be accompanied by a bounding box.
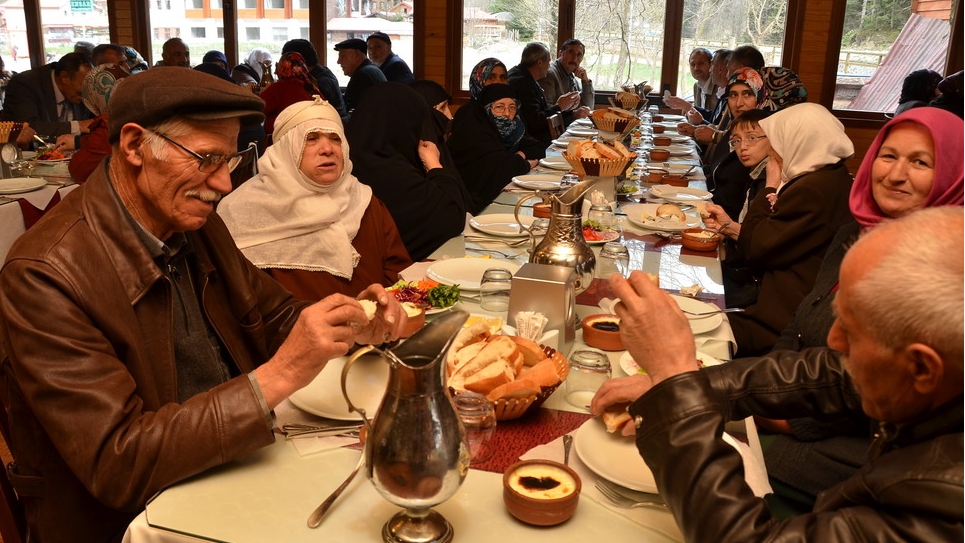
[850,107,964,228]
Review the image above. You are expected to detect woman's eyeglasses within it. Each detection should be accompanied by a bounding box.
[489,103,517,115]
[728,134,767,152]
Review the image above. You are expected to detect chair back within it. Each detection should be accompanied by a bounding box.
[546,113,564,139]
[0,393,26,543]
[229,142,260,190]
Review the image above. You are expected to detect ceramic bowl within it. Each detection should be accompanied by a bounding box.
[400,303,426,338]
[652,124,666,134]
[503,459,581,526]
[652,136,672,147]
[680,228,722,252]
[661,173,689,187]
[649,148,671,161]
[645,168,669,183]
[581,314,623,351]
[651,114,665,122]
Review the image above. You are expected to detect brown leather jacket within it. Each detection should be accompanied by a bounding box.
[0,164,309,542]
[628,349,963,542]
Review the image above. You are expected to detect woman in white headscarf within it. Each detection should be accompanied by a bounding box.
[702,102,855,356]
[219,96,412,300]
[231,48,272,85]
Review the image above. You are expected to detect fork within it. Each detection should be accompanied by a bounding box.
[464,247,525,259]
[464,236,529,247]
[594,480,668,509]
[679,307,745,318]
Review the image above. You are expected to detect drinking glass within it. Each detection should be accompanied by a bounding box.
[479,267,513,312]
[565,350,612,410]
[596,241,630,279]
[453,392,496,465]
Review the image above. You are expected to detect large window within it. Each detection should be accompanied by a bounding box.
[324,1,415,87]
[1,6,32,74]
[150,1,225,66]
[458,0,788,97]
[834,0,951,112]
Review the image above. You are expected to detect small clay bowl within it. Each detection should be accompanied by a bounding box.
[400,303,426,338]
[533,202,552,219]
[581,314,623,351]
[646,168,669,183]
[651,114,665,122]
[649,148,671,161]
[661,173,689,187]
[652,124,666,134]
[652,136,672,147]
[503,459,581,526]
[680,228,722,252]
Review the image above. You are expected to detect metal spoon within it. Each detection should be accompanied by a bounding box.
[563,434,573,465]
[307,451,364,528]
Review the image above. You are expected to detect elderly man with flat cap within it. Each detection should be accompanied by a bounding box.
[366,31,414,84]
[0,68,405,543]
[592,206,963,542]
[335,37,387,118]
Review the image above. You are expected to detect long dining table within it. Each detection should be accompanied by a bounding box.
[122,113,769,543]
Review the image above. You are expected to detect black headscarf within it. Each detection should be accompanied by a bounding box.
[409,79,452,141]
[478,83,526,152]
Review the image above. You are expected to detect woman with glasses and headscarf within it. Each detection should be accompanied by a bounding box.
[448,83,545,214]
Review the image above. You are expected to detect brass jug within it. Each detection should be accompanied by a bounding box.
[341,310,470,543]
[514,177,610,292]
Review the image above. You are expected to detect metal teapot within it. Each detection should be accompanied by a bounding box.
[341,310,470,543]
[514,177,610,292]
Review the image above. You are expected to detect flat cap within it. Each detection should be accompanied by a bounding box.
[334,38,367,54]
[107,67,265,142]
[367,32,391,46]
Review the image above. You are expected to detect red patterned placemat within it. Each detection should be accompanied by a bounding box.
[472,408,592,474]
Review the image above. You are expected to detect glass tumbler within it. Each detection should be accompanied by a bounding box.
[479,267,513,313]
[596,241,630,279]
[453,392,496,465]
[565,350,612,410]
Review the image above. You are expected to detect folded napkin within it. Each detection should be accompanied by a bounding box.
[275,399,361,457]
[399,260,434,283]
[18,189,61,229]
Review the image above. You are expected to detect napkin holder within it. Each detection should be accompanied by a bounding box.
[508,263,576,355]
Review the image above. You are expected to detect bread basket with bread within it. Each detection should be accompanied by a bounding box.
[588,107,640,137]
[447,322,569,421]
[562,139,637,177]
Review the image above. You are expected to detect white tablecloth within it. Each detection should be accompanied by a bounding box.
[0,183,78,262]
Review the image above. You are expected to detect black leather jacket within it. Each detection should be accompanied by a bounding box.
[628,349,963,542]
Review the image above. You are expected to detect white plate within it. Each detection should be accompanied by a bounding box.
[567,127,599,137]
[658,114,686,122]
[538,156,571,171]
[619,349,723,376]
[469,213,535,237]
[666,134,693,144]
[582,221,621,244]
[512,173,564,190]
[649,185,712,203]
[551,137,581,148]
[574,418,657,493]
[622,203,701,232]
[426,258,521,291]
[288,354,389,421]
[0,177,46,194]
[572,118,593,127]
[645,163,697,176]
[669,295,724,334]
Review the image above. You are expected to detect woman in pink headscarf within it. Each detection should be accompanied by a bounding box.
[259,51,321,142]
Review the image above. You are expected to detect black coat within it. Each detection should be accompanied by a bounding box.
[507,65,560,148]
[448,99,544,214]
[1,63,94,137]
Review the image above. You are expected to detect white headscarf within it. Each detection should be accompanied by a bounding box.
[759,102,854,185]
[246,48,272,81]
[219,96,372,279]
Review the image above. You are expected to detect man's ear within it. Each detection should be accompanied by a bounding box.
[117,123,146,167]
[902,342,944,395]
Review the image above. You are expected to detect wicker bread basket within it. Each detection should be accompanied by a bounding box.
[562,151,637,177]
[491,344,569,421]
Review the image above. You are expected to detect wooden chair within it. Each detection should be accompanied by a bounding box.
[0,397,26,543]
[229,142,260,191]
[546,113,564,139]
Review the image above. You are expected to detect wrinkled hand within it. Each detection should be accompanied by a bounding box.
[573,106,591,119]
[686,108,704,125]
[417,140,443,171]
[609,271,697,385]
[557,91,581,111]
[590,374,653,435]
[574,66,589,82]
[15,124,36,148]
[353,284,405,345]
[677,123,696,137]
[54,133,75,151]
[765,150,784,189]
[663,95,691,111]
[702,203,738,239]
[255,294,372,407]
[694,125,717,144]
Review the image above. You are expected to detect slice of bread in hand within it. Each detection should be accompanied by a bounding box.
[602,404,632,433]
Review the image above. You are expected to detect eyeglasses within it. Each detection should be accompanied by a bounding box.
[489,103,517,115]
[150,131,245,173]
[728,134,767,152]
